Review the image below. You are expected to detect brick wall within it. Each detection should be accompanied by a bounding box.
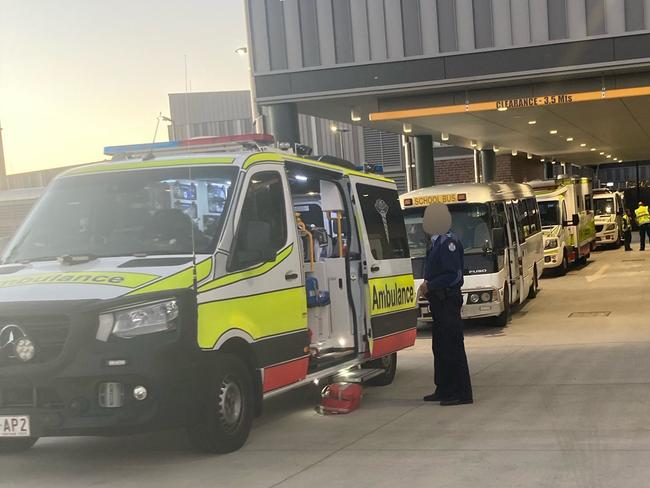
[433,153,545,185]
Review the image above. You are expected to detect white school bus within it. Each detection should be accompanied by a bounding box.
[400,183,544,327]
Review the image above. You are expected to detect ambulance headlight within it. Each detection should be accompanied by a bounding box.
[98,300,179,340]
[544,238,559,250]
[605,223,616,231]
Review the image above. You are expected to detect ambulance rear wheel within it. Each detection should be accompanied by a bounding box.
[0,437,38,453]
[364,352,397,386]
[187,354,254,454]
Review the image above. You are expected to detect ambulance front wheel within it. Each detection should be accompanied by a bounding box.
[364,352,397,386]
[0,437,38,453]
[187,354,254,454]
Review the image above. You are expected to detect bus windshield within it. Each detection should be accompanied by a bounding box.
[2,166,238,264]
[594,198,614,215]
[403,203,492,254]
[538,200,560,227]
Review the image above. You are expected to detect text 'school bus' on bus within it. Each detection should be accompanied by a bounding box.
[400,183,544,327]
[0,137,418,454]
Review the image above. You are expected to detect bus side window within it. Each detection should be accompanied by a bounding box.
[525,198,540,235]
[513,203,526,244]
[585,195,592,212]
[517,200,530,238]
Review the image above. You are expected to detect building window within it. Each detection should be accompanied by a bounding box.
[265,0,288,70]
[472,0,494,48]
[332,0,354,63]
[547,0,568,40]
[624,0,645,31]
[401,0,423,56]
[585,0,606,35]
[437,0,458,52]
[298,0,320,67]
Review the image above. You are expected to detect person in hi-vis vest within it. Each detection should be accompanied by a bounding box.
[635,202,650,251]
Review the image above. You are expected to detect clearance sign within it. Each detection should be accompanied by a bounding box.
[369,85,650,121]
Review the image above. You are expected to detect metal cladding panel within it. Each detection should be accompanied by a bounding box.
[248,0,271,73]
[367,0,388,60]
[283,0,303,69]
[168,92,252,125]
[419,0,440,55]
[350,0,371,62]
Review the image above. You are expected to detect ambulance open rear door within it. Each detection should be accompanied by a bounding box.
[349,176,418,358]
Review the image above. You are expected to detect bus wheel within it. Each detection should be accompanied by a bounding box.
[559,251,569,276]
[0,438,38,453]
[364,352,397,386]
[527,268,539,299]
[187,354,254,454]
[494,286,510,327]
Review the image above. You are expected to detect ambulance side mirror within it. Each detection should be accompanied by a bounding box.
[492,228,506,250]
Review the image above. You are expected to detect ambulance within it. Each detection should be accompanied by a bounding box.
[593,188,625,248]
[0,135,417,453]
[530,177,596,275]
[400,183,544,327]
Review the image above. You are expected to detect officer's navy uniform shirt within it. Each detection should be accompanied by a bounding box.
[424,232,464,290]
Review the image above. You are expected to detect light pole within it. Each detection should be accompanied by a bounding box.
[330,125,350,158]
[235,46,262,134]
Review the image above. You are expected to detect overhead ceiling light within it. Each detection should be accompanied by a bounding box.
[591,148,596,151]
[497,107,508,112]
[566,137,574,142]
[606,154,612,158]
[350,109,362,122]
[330,125,338,133]
[549,129,558,135]
[580,143,587,147]
[599,151,605,155]
[614,157,619,161]
[493,146,500,152]
[528,120,537,125]
[441,132,449,141]
[470,140,477,147]
[403,123,412,134]
[541,158,546,162]
[511,150,518,156]
[527,153,533,159]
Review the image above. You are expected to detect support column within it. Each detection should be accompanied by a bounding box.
[263,103,300,145]
[413,135,435,189]
[544,161,554,180]
[480,149,497,183]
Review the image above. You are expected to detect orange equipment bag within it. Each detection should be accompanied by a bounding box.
[320,383,363,414]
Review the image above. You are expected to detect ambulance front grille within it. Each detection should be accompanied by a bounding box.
[0,315,70,367]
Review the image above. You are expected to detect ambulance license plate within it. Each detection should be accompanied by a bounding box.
[0,416,30,437]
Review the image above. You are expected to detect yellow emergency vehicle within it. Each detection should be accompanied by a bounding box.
[0,135,417,453]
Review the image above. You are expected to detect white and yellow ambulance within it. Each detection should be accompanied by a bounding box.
[0,136,417,453]
[531,177,596,275]
[593,188,625,248]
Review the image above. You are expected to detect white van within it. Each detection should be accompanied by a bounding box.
[400,183,544,327]
[0,138,417,453]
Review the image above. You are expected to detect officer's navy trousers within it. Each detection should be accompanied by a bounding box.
[428,290,473,402]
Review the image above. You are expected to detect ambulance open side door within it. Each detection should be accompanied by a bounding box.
[349,176,418,359]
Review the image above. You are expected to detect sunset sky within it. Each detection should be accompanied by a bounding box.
[0,0,250,174]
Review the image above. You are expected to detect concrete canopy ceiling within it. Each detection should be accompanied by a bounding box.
[293,75,650,167]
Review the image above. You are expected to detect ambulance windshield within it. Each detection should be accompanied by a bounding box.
[538,200,560,226]
[594,198,614,215]
[2,166,238,264]
[403,203,492,255]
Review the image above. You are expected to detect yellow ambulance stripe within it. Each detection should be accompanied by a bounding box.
[66,157,235,175]
[197,286,307,349]
[128,258,213,295]
[198,245,293,293]
[368,273,417,317]
[0,271,158,289]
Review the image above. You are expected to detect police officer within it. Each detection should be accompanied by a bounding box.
[419,203,473,406]
[622,209,633,252]
[635,202,650,251]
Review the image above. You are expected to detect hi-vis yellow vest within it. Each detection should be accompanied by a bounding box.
[636,205,650,226]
